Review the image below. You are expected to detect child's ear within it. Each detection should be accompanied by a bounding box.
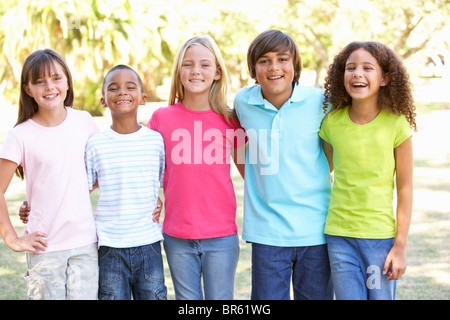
[23,84,33,97]
[214,66,222,81]
[100,97,107,108]
[140,94,147,106]
[381,72,390,87]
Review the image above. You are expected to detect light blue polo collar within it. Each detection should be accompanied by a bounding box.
[247,83,307,110]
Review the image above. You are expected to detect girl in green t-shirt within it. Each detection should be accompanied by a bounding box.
[319,41,417,300]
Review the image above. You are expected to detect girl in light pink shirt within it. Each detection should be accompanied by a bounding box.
[0,49,98,299]
[148,35,245,300]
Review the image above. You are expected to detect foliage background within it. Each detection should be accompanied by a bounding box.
[1,0,449,114]
[0,0,449,300]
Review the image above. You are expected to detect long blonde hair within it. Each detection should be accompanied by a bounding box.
[169,35,235,123]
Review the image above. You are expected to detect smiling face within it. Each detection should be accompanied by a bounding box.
[24,62,69,113]
[254,50,295,109]
[344,48,389,107]
[180,44,221,99]
[101,68,146,117]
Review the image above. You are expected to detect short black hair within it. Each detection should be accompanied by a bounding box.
[102,65,144,95]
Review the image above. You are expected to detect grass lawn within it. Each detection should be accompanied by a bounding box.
[0,101,449,300]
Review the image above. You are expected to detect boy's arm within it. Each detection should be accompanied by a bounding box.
[89,180,99,193]
[232,143,246,179]
[322,140,334,173]
[0,159,47,253]
[384,137,413,280]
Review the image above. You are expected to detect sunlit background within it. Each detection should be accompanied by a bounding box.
[0,0,449,113]
[0,0,449,299]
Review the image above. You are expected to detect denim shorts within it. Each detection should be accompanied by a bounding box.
[251,242,333,300]
[98,242,167,300]
[163,233,239,300]
[326,235,397,300]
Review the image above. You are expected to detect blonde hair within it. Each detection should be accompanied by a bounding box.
[169,35,235,123]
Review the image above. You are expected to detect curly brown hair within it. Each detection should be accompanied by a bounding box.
[323,41,417,131]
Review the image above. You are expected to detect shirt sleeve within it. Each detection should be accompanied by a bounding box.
[318,115,330,143]
[394,115,412,148]
[147,108,158,131]
[87,113,100,137]
[0,131,22,166]
[159,136,165,188]
[84,139,97,190]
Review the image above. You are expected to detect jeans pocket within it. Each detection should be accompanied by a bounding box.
[98,246,113,260]
[142,243,165,282]
[98,247,123,286]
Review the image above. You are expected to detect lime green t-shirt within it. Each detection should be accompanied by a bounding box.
[319,106,411,239]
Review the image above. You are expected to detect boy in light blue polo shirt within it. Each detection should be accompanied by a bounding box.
[234,29,333,300]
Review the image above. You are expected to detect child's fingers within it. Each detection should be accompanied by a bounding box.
[382,255,392,276]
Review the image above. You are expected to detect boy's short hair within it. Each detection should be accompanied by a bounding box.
[102,64,144,95]
[247,29,302,85]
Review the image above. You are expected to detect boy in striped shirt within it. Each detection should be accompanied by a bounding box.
[85,65,166,300]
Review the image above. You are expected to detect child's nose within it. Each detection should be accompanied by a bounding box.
[353,70,363,78]
[44,79,54,89]
[191,65,201,74]
[269,61,280,71]
[118,87,128,95]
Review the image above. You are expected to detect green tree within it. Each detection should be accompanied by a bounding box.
[1,0,449,113]
[0,0,174,114]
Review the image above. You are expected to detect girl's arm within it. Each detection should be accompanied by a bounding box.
[383,137,413,280]
[0,159,47,253]
[152,197,163,223]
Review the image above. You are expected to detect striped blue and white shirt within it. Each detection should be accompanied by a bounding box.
[85,125,165,248]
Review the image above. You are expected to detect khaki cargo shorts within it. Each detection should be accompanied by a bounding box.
[25,243,98,300]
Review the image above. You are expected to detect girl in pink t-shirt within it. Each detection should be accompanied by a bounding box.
[0,49,98,299]
[148,35,245,300]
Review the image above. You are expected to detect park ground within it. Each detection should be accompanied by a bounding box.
[0,78,449,299]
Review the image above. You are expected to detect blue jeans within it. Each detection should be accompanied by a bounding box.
[98,242,167,300]
[251,242,333,300]
[163,233,239,300]
[326,235,397,300]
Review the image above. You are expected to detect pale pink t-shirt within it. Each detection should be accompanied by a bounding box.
[0,107,98,252]
[148,102,245,239]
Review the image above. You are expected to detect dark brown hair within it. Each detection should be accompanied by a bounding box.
[323,41,416,131]
[15,49,74,179]
[247,29,302,85]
